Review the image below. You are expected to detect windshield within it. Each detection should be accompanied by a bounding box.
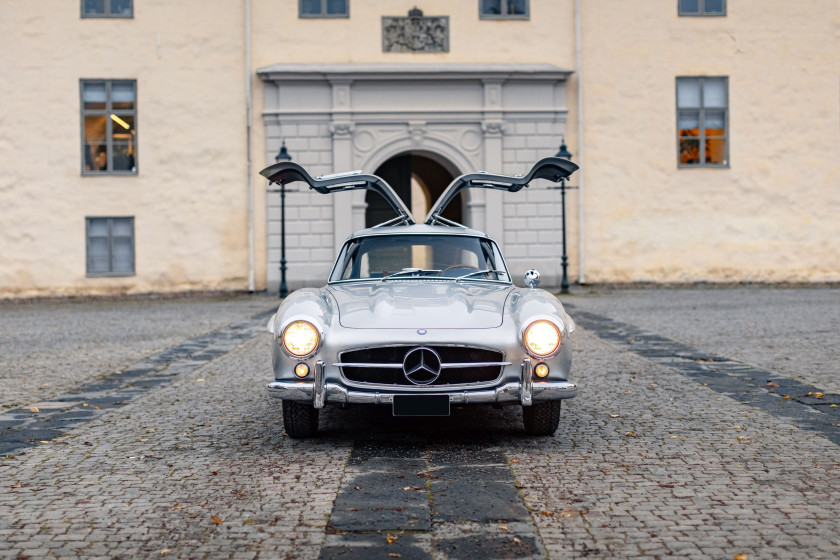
[330,234,511,283]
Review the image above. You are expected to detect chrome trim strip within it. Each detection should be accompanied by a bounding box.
[332,361,511,369]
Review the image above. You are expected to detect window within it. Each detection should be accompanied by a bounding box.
[299,0,348,18]
[86,217,135,276]
[677,77,728,167]
[678,0,725,16]
[480,0,529,19]
[81,0,133,18]
[81,80,137,175]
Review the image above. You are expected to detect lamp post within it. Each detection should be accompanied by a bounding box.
[550,138,577,295]
[274,141,292,298]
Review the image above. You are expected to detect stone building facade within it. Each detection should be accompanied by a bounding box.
[1,0,838,297]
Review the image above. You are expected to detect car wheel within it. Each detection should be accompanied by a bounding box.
[522,400,561,436]
[282,401,319,438]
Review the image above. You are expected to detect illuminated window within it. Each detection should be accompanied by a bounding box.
[86,217,135,276]
[81,0,133,18]
[678,0,725,16]
[300,0,348,18]
[677,77,728,167]
[81,80,137,175]
[480,0,529,20]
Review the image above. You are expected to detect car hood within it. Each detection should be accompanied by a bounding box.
[327,282,513,329]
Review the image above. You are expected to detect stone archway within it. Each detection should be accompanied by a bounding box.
[367,152,461,227]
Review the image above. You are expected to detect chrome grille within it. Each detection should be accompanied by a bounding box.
[336,345,507,386]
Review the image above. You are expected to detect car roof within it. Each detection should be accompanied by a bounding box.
[346,223,489,241]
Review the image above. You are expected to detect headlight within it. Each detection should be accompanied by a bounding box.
[523,320,561,357]
[282,321,320,357]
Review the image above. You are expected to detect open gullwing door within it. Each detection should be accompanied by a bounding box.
[260,161,415,227]
[424,157,578,226]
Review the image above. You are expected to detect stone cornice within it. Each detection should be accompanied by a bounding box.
[257,63,572,82]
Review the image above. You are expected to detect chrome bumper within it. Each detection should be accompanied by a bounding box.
[266,359,577,408]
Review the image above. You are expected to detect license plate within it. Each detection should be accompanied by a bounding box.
[392,394,450,417]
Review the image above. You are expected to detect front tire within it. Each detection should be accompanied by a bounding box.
[282,401,319,438]
[522,400,561,436]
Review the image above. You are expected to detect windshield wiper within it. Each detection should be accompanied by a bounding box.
[454,269,508,282]
[380,268,442,282]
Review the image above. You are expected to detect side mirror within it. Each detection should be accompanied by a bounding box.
[524,269,540,289]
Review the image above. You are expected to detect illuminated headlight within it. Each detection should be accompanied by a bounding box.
[282,321,320,357]
[523,320,561,357]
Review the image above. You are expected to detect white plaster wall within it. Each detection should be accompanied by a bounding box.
[579,0,840,282]
[0,0,250,297]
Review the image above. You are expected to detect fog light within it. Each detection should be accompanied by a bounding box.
[534,363,549,378]
[294,363,310,378]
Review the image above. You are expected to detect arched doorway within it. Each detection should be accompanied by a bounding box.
[366,152,463,227]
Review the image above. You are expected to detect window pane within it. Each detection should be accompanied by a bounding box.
[680,139,700,165]
[112,143,135,171]
[326,0,346,15]
[110,0,132,15]
[112,238,133,272]
[300,0,321,14]
[677,79,700,108]
[112,218,133,236]
[703,0,725,14]
[83,0,106,14]
[83,83,107,110]
[705,110,725,130]
[706,138,726,164]
[110,114,134,140]
[679,0,699,13]
[703,78,726,107]
[678,110,699,130]
[482,0,502,15]
[111,82,135,109]
[88,219,109,236]
[507,0,527,15]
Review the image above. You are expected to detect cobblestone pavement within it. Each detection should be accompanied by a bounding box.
[1,289,839,559]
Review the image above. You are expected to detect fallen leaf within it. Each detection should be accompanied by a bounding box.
[609,414,620,418]
[767,381,779,387]
[500,524,509,531]
[510,459,520,464]
[513,537,521,544]
[831,405,837,408]
[29,407,39,413]
[386,534,398,544]
[354,486,361,490]
[625,431,638,438]
[83,403,88,407]
[388,554,401,558]
[197,379,206,383]
[160,549,170,556]
[402,486,411,490]
[539,510,555,516]
[734,555,747,560]
[669,436,679,439]
[733,425,742,430]
[211,515,222,525]
[815,392,824,398]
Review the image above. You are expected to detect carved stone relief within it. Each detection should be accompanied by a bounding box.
[382,7,449,53]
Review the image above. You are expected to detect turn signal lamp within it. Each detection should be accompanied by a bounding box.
[534,363,550,378]
[282,321,320,357]
[523,320,561,357]
[294,363,310,378]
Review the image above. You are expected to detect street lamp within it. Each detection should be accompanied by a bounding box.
[549,137,578,295]
[274,141,292,298]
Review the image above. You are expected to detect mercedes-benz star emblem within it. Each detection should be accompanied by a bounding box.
[402,346,442,385]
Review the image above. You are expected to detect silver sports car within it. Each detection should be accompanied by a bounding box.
[260,157,579,438]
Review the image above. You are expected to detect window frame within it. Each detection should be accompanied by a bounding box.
[479,0,530,20]
[676,76,729,169]
[678,0,726,17]
[80,0,134,18]
[80,79,138,176]
[299,0,349,19]
[85,217,136,277]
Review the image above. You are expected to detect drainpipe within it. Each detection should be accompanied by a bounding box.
[575,0,586,285]
[245,0,255,292]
